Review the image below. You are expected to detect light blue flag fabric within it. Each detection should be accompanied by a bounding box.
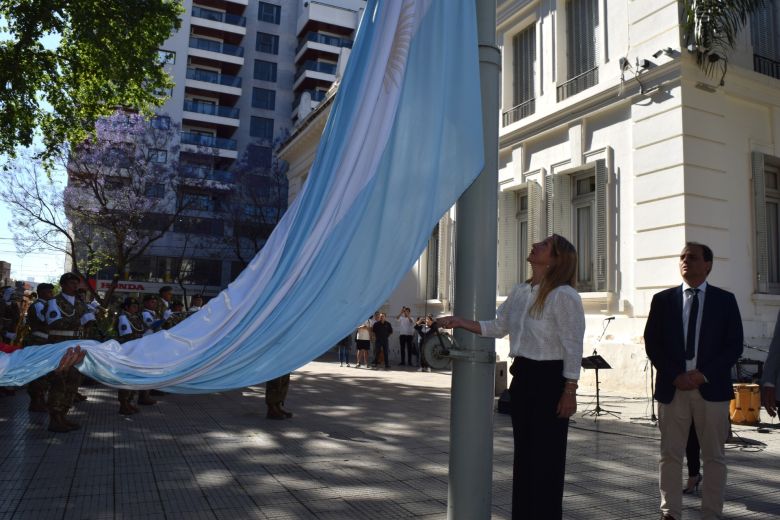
[0,0,484,392]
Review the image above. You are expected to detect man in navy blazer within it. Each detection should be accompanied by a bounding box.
[645,242,743,520]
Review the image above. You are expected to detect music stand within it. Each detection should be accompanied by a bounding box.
[581,354,621,419]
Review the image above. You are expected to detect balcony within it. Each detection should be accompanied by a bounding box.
[754,54,780,80]
[294,60,337,81]
[185,67,242,97]
[180,163,236,184]
[502,98,535,126]
[184,99,239,119]
[296,31,353,54]
[556,67,598,102]
[180,131,237,150]
[192,6,246,27]
[189,36,245,65]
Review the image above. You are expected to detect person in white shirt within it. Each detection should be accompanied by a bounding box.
[437,234,584,520]
[396,306,415,366]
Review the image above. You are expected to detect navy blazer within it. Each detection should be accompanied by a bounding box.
[644,284,743,404]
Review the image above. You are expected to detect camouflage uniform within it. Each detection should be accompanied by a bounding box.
[1,293,22,344]
[46,292,95,417]
[116,310,145,410]
[23,298,50,410]
[161,311,187,330]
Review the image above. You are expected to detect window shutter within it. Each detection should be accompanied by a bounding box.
[751,3,777,60]
[498,190,518,296]
[513,25,536,105]
[753,151,769,293]
[554,173,572,239]
[436,218,448,301]
[595,159,608,291]
[527,180,543,252]
[545,174,554,236]
[566,0,598,78]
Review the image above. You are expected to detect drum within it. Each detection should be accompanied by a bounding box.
[730,383,760,425]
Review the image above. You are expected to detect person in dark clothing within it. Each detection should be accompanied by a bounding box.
[372,313,392,369]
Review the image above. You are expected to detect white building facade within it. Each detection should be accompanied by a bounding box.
[496,0,780,394]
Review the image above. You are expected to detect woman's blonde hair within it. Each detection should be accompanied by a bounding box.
[529,234,578,318]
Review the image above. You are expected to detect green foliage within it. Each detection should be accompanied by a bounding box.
[0,0,182,161]
[681,0,766,78]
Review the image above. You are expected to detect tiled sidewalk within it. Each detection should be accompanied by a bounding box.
[0,359,779,519]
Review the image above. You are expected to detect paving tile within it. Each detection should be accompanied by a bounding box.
[1,359,779,519]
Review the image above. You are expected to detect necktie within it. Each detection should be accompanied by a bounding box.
[685,288,699,360]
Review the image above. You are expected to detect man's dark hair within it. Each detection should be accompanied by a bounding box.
[143,294,157,303]
[37,283,54,293]
[59,272,80,285]
[684,242,713,263]
[159,286,173,295]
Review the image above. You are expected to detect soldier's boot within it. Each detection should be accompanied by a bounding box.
[28,397,48,413]
[47,413,72,433]
[278,402,293,418]
[118,400,138,415]
[137,391,157,406]
[61,412,81,431]
[266,403,286,420]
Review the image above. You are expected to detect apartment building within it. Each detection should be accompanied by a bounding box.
[81,0,365,298]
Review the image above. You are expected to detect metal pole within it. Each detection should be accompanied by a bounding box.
[447,0,499,518]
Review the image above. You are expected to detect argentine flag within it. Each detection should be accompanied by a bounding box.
[0,0,484,391]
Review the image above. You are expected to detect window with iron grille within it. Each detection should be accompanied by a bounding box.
[558,0,599,101]
[504,24,535,125]
[751,2,780,79]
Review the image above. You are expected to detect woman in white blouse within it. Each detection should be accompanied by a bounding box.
[437,234,585,520]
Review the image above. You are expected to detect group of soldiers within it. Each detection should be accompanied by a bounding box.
[1,273,204,433]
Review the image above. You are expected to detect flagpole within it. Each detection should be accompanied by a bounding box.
[448,0,499,518]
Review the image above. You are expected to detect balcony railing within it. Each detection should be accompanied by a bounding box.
[502,98,536,126]
[180,132,237,150]
[754,54,780,80]
[294,60,337,81]
[556,67,598,102]
[292,90,327,109]
[186,67,242,88]
[183,99,240,119]
[192,6,247,27]
[295,32,353,54]
[189,36,244,57]
[180,164,236,183]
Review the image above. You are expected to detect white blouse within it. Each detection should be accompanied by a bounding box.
[479,283,585,380]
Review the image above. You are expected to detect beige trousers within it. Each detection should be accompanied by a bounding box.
[658,389,730,520]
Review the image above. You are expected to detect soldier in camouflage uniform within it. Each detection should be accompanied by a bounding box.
[115,297,146,414]
[161,300,187,330]
[1,286,22,344]
[23,283,54,412]
[45,273,96,432]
